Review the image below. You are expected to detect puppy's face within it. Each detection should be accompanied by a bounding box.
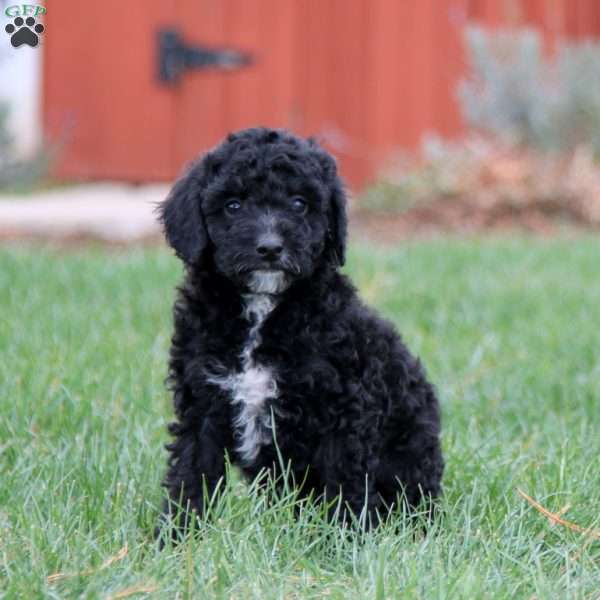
[203,166,329,294]
[160,128,347,294]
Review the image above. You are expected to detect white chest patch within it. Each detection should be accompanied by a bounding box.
[206,293,278,463]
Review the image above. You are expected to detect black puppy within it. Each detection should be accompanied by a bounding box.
[157,128,443,536]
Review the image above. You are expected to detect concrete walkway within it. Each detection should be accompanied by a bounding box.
[0,183,170,242]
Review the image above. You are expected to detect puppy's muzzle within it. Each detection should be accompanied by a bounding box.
[256,233,283,262]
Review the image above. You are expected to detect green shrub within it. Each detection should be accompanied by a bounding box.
[0,101,51,192]
[0,101,14,165]
[459,27,600,155]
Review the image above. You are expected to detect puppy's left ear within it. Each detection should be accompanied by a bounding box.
[314,145,347,267]
[158,161,209,266]
[327,177,348,267]
[309,138,348,267]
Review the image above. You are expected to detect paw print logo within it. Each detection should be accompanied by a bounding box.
[5,16,45,48]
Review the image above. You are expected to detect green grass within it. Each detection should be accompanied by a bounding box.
[1,238,599,599]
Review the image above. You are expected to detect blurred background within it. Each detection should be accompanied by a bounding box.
[3,5,600,595]
[1,0,600,240]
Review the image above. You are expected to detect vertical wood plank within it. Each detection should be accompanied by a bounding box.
[293,0,336,137]
[431,0,469,138]
[324,0,371,186]
[363,0,408,163]
[255,0,295,127]
[174,0,227,168]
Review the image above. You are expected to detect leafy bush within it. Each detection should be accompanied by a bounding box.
[0,101,13,165]
[459,27,600,155]
[359,31,600,223]
[359,133,600,226]
[359,138,476,213]
[0,101,51,192]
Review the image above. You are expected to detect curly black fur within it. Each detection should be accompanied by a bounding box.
[157,128,443,539]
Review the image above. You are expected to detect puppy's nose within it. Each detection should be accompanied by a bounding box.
[256,235,283,260]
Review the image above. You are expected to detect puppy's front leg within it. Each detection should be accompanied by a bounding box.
[157,414,228,544]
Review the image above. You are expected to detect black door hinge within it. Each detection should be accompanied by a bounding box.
[158,29,253,84]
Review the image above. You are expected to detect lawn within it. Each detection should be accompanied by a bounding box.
[1,237,599,599]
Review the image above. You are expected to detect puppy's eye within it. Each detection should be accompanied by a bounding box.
[291,196,307,213]
[225,200,242,215]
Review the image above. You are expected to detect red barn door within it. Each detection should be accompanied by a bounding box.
[43,0,468,188]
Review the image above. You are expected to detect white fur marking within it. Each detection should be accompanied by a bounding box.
[247,270,289,294]
[206,292,278,463]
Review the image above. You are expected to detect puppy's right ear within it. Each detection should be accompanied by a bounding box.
[158,162,208,265]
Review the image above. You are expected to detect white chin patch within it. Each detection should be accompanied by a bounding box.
[247,270,289,294]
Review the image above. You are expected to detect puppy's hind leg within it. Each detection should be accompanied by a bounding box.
[375,417,443,524]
